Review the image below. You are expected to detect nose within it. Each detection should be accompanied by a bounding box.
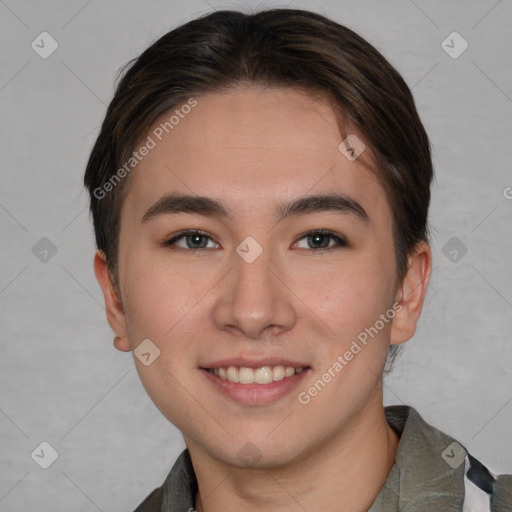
[211,243,297,340]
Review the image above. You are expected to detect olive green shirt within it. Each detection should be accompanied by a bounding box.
[134,405,512,511]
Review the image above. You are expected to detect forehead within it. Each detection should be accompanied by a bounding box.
[121,86,391,225]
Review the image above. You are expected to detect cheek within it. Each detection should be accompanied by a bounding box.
[120,248,185,340]
[119,254,201,421]
[288,248,395,332]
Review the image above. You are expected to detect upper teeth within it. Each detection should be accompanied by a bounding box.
[209,365,305,384]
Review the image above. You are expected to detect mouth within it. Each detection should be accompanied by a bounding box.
[203,364,309,384]
[199,361,312,405]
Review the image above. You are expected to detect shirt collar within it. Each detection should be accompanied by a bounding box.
[161,405,467,511]
[368,405,466,511]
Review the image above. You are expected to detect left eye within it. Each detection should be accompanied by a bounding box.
[294,230,347,250]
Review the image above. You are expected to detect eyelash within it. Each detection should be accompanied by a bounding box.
[162,229,348,252]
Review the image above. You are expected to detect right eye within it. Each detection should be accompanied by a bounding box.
[163,230,220,251]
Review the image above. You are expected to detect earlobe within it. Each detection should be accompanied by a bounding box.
[390,241,432,345]
[114,335,131,352]
[93,250,130,348]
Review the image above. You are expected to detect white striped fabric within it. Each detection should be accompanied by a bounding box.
[463,455,493,512]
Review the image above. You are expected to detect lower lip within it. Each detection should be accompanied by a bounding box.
[200,368,311,405]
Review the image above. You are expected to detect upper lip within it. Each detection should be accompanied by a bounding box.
[201,357,311,369]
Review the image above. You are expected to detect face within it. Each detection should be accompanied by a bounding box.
[97,86,426,469]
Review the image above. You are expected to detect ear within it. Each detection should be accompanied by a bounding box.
[93,250,131,352]
[390,241,432,345]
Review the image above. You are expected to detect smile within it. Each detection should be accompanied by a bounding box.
[201,364,312,405]
[206,365,307,384]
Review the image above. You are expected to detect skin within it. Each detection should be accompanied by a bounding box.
[94,86,431,511]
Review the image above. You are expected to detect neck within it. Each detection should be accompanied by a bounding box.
[190,400,399,512]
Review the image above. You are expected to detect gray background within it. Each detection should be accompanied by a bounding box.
[1,0,511,510]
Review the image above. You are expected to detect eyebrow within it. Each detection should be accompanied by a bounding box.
[141,193,369,224]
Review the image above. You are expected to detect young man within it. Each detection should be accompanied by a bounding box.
[84,8,511,512]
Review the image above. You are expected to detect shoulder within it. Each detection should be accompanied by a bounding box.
[384,405,512,511]
[463,453,512,511]
[492,473,512,511]
[132,448,196,512]
[133,485,164,512]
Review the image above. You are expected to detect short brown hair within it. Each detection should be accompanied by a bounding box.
[84,8,433,369]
